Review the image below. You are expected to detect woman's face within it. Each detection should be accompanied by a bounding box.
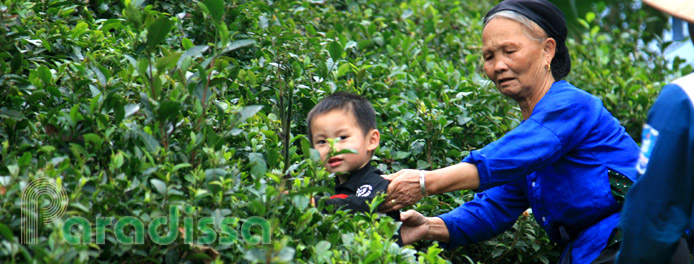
[482,17,554,100]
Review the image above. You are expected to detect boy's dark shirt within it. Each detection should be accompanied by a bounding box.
[316,163,400,221]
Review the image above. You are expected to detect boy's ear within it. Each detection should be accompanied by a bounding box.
[366,129,380,152]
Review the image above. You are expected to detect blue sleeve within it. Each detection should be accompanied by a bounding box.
[437,180,529,248]
[465,94,599,191]
[617,84,694,263]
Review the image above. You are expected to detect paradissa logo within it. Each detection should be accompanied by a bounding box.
[63,205,271,245]
[21,177,69,244]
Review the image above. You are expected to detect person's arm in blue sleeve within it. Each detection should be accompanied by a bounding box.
[382,86,604,212]
[467,94,599,191]
[617,84,694,263]
[418,97,598,197]
[438,180,529,248]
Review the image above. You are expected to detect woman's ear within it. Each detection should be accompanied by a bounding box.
[366,129,380,152]
[543,37,557,62]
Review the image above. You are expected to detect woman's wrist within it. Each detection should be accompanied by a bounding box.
[426,217,450,243]
[419,170,427,197]
[424,169,440,195]
[426,163,480,195]
[423,170,439,196]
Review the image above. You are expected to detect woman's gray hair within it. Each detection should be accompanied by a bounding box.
[484,10,547,42]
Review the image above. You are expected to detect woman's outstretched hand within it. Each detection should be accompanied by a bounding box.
[379,169,425,212]
[400,210,451,245]
[400,210,430,245]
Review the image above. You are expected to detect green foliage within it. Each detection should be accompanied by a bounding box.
[550,0,668,42]
[0,0,685,263]
[569,8,690,142]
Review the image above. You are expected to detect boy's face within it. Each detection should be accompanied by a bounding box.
[310,109,379,174]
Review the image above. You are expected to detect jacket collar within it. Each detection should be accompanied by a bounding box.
[334,163,374,191]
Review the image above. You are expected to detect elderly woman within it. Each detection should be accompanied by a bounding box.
[380,0,640,263]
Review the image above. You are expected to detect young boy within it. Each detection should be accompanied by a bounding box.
[306,92,400,222]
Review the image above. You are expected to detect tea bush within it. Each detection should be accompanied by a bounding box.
[0,0,684,263]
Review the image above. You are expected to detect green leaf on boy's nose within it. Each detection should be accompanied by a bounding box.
[334,148,358,155]
[310,149,321,163]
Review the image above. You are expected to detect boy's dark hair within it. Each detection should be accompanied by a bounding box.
[306,92,377,143]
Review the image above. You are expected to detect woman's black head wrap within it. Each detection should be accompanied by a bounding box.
[484,0,571,80]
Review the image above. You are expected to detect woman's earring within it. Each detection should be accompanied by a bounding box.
[546,64,551,73]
